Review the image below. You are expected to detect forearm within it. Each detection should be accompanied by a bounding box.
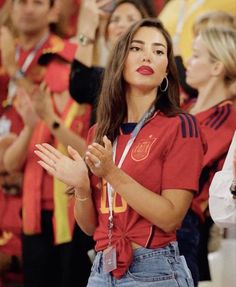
[105,167,192,232]
[4,126,34,172]
[44,114,87,156]
[74,191,98,236]
[75,21,96,67]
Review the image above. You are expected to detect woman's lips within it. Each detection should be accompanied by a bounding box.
[136,66,154,75]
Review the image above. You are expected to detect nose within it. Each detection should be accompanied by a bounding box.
[186,56,192,67]
[23,2,35,13]
[142,49,151,63]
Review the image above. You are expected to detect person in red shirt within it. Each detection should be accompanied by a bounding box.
[0,1,92,286]
[177,26,236,286]
[35,19,206,287]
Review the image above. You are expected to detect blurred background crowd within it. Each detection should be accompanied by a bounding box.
[0,0,235,286]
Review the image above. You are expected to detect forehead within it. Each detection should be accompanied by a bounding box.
[192,35,208,52]
[112,3,142,18]
[132,26,167,46]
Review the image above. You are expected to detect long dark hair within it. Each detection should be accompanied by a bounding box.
[95,18,181,144]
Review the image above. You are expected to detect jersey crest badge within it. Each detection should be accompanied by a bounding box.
[131,135,157,162]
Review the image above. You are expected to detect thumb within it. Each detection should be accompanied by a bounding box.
[103,135,112,151]
[67,145,82,162]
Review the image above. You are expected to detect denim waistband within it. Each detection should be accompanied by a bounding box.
[131,241,179,261]
[96,241,179,264]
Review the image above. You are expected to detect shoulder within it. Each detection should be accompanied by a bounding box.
[198,101,236,133]
[154,112,201,139]
[39,34,77,64]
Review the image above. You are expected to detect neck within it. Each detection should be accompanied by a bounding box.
[18,28,49,50]
[190,80,230,114]
[126,87,156,122]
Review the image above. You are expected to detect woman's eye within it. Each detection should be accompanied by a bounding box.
[130,46,141,51]
[155,50,164,55]
[109,16,119,24]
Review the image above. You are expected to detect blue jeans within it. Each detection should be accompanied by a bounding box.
[177,209,200,287]
[87,242,194,287]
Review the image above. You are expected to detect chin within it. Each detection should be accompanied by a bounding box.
[186,78,198,89]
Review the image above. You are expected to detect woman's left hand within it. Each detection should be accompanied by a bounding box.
[33,82,54,122]
[85,135,116,178]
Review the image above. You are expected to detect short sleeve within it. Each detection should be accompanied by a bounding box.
[162,114,207,192]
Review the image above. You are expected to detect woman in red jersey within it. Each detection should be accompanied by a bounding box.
[35,19,206,287]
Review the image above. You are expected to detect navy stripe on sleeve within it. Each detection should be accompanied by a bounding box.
[178,114,198,138]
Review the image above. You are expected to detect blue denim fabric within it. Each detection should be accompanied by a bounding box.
[177,210,200,287]
[87,242,194,287]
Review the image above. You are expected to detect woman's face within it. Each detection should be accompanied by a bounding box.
[186,35,214,89]
[107,3,143,47]
[123,26,168,93]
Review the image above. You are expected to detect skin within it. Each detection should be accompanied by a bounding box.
[4,85,87,172]
[11,0,52,37]
[75,1,143,67]
[35,26,194,236]
[186,35,230,115]
[123,27,168,102]
[186,35,215,90]
[186,34,234,211]
[0,0,54,87]
[106,2,143,47]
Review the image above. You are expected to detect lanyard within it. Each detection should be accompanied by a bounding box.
[15,32,49,73]
[6,32,49,107]
[173,0,204,43]
[106,106,155,245]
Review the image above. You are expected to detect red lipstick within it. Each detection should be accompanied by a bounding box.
[136,66,154,75]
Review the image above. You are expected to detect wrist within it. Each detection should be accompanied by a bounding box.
[9,67,24,79]
[45,115,60,130]
[78,33,95,47]
[104,165,120,188]
[74,187,91,202]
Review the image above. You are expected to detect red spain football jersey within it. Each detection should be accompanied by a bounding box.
[88,112,206,278]
[191,100,236,221]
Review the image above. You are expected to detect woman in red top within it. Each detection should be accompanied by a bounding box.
[35,19,206,286]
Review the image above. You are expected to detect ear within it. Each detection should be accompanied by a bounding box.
[211,61,224,77]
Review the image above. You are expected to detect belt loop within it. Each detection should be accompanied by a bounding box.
[169,241,179,258]
[173,241,179,258]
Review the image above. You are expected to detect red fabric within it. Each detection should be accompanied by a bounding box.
[191,100,236,221]
[155,0,166,14]
[44,61,71,93]
[23,122,51,234]
[0,0,5,9]
[23,99,91,237]
[1,107,24,135]
[0,192,22,257]
[0,33,50,116]
[87,112,206,278]
[0,53,9,115]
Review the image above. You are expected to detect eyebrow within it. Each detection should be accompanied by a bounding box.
[131,40,166,48]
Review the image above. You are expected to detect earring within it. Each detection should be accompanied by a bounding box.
[160,76,169,92]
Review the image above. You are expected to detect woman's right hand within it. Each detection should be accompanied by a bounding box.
[34,143,90,192]
[15,87,39,129]
[79,0,111,36]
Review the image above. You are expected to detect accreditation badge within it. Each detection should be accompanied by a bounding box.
[102,246,117,273]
